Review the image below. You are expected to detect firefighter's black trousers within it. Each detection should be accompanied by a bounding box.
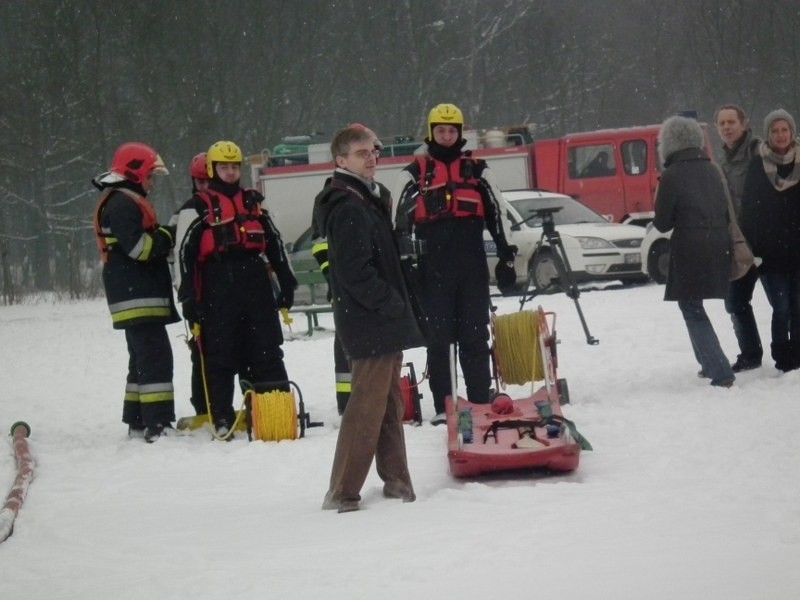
[123,323,175,428]
[198,257,288,427]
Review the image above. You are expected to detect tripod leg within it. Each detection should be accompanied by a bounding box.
[548,234,599,345]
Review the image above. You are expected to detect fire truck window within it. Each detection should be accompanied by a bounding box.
[622,140,647,176]
[571,145,616,179]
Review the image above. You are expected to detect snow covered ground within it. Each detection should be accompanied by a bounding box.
[1,282,798,599]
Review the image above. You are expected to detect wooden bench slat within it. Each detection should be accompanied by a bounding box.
[289,270,333,335]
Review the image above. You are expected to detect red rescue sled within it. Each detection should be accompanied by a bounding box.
[446,307,590,478]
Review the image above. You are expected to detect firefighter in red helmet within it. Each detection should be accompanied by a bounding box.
[189,152,210,187]
[177,141,298,438]
[169,153,211,416]
[92,142,179,442]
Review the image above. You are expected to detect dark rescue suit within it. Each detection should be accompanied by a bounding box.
[178,182,297,429]
[94,187,179,429]
[395,142,512,413]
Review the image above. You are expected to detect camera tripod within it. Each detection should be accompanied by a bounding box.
[518,208,599,346]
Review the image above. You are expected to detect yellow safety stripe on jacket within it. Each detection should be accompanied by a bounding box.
[335,372,352,393]
[312,240,330,272]
[138,382,174,404]
[127,232,155,261]
[108,297,173,325]
[125,382,139,402]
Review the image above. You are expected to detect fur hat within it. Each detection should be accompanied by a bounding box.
[658,116,705,166]
[763,109,796,138]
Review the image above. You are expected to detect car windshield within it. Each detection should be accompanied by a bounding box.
[508,196,607,228]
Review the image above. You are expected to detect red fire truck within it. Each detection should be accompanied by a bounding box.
[250,123,709,247]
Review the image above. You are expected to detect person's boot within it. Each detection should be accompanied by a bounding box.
[772,341,794,372]
[730,355,761,373]
[786,340,800,372]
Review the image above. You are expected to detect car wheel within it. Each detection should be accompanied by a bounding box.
[647,239,670,284]
[529,250,565,293]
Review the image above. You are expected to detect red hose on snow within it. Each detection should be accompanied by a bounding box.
[0,421,34,544]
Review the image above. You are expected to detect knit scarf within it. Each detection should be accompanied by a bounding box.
[334,167,381,198]
[760,141,800,191]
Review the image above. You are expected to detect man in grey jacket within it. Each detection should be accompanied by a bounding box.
[716,104,763,372]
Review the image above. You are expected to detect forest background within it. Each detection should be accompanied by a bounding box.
[1,0,798,301]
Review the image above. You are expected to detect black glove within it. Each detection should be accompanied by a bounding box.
[276,286,294,310]
[182,299,201,324]
[495,260,517,292]
[497,244,518,264]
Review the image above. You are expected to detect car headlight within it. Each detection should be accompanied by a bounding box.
[574,236,614,249]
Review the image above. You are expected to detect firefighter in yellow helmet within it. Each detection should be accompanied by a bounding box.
[92,142,179,442]
[393,103,517,425]
[177,141,298,437]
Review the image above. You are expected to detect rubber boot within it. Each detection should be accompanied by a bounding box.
[772,341,794,372]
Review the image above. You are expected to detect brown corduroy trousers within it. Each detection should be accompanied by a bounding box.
[323,351,414,507]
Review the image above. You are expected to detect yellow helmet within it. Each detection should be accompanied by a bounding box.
[206,140,243,178]
[427,103,464,139]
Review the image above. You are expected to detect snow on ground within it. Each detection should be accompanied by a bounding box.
[1,282,799,599]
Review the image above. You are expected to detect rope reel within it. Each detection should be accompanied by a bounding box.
[247,389,298,441]
[492,310,544,385]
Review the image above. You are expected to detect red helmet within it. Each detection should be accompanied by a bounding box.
[349,123,383,150]
[190,153,209,180]
[109,142,169,184]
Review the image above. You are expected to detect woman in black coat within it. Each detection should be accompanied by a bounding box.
[654,116,735,387]
[740,109,800,371]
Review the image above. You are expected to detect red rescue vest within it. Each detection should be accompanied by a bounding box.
[93,188,158,263]
[413,156,485,223]
[196,189,267,261]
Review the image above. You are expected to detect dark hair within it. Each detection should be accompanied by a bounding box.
[330,127,373,159]
[714,104,747,124]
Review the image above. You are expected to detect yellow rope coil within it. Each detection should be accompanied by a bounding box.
[493,311,544,385]
[250,390,298,441]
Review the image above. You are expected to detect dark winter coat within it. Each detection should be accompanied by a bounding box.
[654,147,731,301]
[97,189,180,329]
[314,170,424,359]
[720,130,761,221]
[740,156,800,273]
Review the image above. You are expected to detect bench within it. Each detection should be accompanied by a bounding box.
[289,270,333,336]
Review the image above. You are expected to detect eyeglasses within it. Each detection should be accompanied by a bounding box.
[347,148,380,160]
